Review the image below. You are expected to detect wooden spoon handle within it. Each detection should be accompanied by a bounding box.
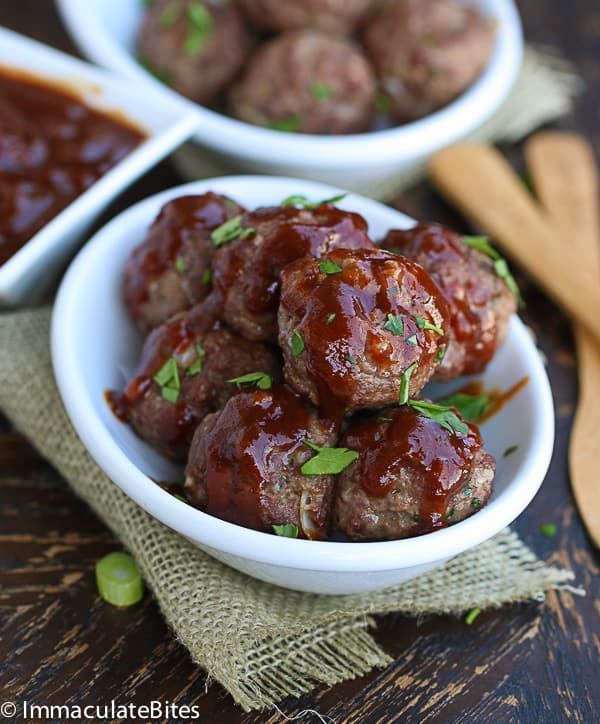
[429,143,600,343]
[525,132,600,548]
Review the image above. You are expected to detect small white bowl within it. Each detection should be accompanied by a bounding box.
[56,0,523,195]
[51,176,554,595]
[0,27,199,306]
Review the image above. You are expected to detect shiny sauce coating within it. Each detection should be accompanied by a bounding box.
[343,405,482,534]
[0,67,144,265]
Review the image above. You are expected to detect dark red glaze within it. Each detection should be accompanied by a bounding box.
[342,405,482,534]
[213,204,374,315]
[0,67,144,265]
[384,223,499,373]
[199,385,318,531]
[122,193,243,309]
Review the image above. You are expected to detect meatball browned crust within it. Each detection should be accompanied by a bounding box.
[278,248,450,414]
[137,0,252,105]
[381,223,517,379]
[363,0,495,121]
[212,203,375,342]
[334,404,495,540]
[117,296,280,462]
[184,385,338,538]
[239,0,372,36]
[228,31,376,134]
[122,193,244,335]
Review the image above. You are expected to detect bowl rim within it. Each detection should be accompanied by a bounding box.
[51,175,554,573]
[56,0,523,167]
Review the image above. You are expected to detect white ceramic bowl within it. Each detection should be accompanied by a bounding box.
[56,0,523,195]
[0,27,199,306]
[51,176,553,595]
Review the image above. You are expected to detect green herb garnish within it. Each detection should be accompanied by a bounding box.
[435,346,447,364]
[540,523,557,538]
[471,498,481,509]
[182,2,213,56]
[291,330,305,356]
[136,53,171,84]
[377,416,394,423]
[273,524,299,538]
[266,116,301,132]
[375,90,392,114]
[159,2,180,27]
[211,215,255,246]
[383,313,404,337]
[175,255,186,273]
[319,260,343,275]
[463,235,523,306]
[436,392,489,421]
[326,313,336,324]
[464,607,481,625]
[186,343,206,376]
[310,81,331,101]
[227,371,273,390]
[202,268,212,285]
[301,441,358,476]
[405,334,418,346]
[96,552,143,607]
[407,400,469,435]
[503,444,519,457]
[346,354,358,365]
[415,316,444,335]
[399,363,417,406]
[153,357,180,402]
[280,193,347,209]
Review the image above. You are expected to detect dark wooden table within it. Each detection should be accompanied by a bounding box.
[1,2,598,722]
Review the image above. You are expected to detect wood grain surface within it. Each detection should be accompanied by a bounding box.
[1,2,599,722]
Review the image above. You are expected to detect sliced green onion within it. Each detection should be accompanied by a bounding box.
[96,552,143,607]
[464,607,481,625]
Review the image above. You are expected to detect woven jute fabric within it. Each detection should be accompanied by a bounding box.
[173,46,582,201]
[0,309,575,711]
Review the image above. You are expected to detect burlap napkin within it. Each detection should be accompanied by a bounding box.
[0,309,575,711]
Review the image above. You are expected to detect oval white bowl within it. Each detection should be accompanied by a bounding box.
[0,27,198,307]
[56,0,523,194]
[51,176,554,595]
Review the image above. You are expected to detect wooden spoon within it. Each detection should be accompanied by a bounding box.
[429,143,600,344]
[525,132,600,548]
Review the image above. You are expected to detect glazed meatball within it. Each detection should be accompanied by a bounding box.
[212,202,375,342]
[278,248,449,415]
[229,31,376,134]
[239,0,372,36]
[122,193,244,334]
[184,385,338,538]
[115,296,280,462]
[137,0,252,105]
[334,404,495,540]
[363,0,495,121]
[381,223,517,379]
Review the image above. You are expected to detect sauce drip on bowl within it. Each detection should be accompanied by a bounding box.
[0,66,144,265]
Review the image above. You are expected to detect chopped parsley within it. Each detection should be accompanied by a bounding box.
[383,313,404,337]
[202,268,212,285]
[211,215,255,246]
[291,330,305,356]
[185,343,206,376]
[273,524,299,538]
[153,357,180,403]
[319,260,343,275]
[175,255,186,273]
[301,441,358,476]
[435,346,447,364]
[182,2,213,56]
[266,116,301,132]
[471,498,481,509]
[310,81,331,101]
[465,607,481,625]
[377,416,394,423]
[540,523,557,538]
[227,371,273,390]
[375,90,393,114]
[405,334,418,346]
[462,235,523,306]
[407,400,469,435]
[326,313,336,325]
[503,444,519,457]
[280,193,347,209]
[346,354,358,365]
[415,316,444,335]
[399,363,417,406]
[436,392,489,421]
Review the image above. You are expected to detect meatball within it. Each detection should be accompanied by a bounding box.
[334,404,495,540]
[116,296,280,462]
[278,248,449,415]
[212,202,375,342]
[381,223,517,379]
[122,193,244,334]
[229,31,376,134]
[184,385,338,538]
[363,0,495,121]
[239,0,372,36]
[137,0,252,105]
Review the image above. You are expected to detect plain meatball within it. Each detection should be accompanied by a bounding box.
[115,296,280,462]
[122,193,244,335]
[334,404,495,540]
[381,223,517,379]
[239,0,372,35]
[363,0,495,121]
[137,0,252,105]
[229,31,376,134]
[278,248,449,415]
[212,202,375,342]
[184,385,338,539]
